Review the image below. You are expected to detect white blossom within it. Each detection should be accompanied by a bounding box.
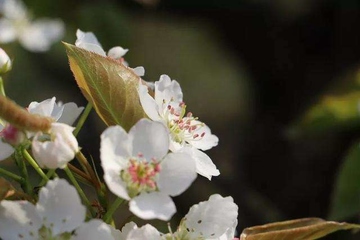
[100,118,197,220]
[32,122,79,169]
[138,74,220,179]
[75,29,145,77]
[119,194,238,240]
[28,96,84,126]
[0,47,11,73]
[0,97,83,161]
[0,0,64,52]
[0,178,116,240]
[176,194,238,240]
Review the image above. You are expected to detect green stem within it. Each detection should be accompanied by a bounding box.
[22,149,49,182]
[0,76,5,96]
[64,166,95,217]
[0,167,23,182]
[73,102,92,137]
[38,169,56,186]
[14,150,32,195]
[103,197,124,224]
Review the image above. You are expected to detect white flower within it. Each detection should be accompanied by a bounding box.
[75,29,145,77]
[175,194,238,240]
[28,97,84,125]
[32,122,79,169]
[120,194,238,240]
[100,118,197,220]
[0,0,64,52]
[0,47,11,73]
[138,74,219,179]
[0,178,116,240]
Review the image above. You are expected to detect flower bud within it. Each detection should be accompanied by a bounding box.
[0,48,12,74]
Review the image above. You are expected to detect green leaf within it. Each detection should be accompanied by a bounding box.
[64,42,146,131]
[287,69,360,137]
[240,218,360,240]
[328,142,360,220]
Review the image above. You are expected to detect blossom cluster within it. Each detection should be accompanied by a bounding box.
[0,12,238,238]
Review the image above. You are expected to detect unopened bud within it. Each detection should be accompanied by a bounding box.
[0,48,12,74]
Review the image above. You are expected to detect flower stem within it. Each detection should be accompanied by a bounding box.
[0,76,6,96]
[64,166,95,217]
[103,197,124,224]
[75,151,101,190]
[14,149,32,195]
[73,102,92,137]
[0,167,23,182]
[22,149,49,182]
[38,169,56,186]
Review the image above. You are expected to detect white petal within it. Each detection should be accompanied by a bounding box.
[119,222,138,240]
[0,19,16,43]
[57,102,84,125]
[129,119,169,160]
[0,200,41,240]
[37,178,86,235]
[184,194,238,239]
[103,168,130,200]
[0,47,12,71]
[182,147,219,180]
[187,122,219,151]
[100,125,131,170]
[32,123,78,169]
[76,29,102,47]
[129,192,176,220]
[154,75,183,106]
[132,66,145,77]
[28,97,56,118]
[75,29,106,56]
[157,152,197,196]
[73,219,116,240]
[138,81,162,121]
[0,0,27,19]
[19,19,64,52]
[127,224,162,240]
[0,141,14,160]
[107,46,128,59]
[219,219,238,240]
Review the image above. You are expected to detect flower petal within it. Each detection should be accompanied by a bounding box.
[157,152,197,196]
[129,119,169,160]
[0,141,14,160]
[19,19,64,52]
[138,81,162,121]
[187,122,219,151]
[28,97,56,118]
[154,75,183,106]
[107,46,128,59]
[0,200,41,240]
[57,102,84,125]
[129,192,176,221]
[182,147,220,180]
[37,178,86,235]
[119,222,138,240]
[184,194,238,239]
[32,123,78,169]
[75,29,106,56]
[103,167,130,200]
[127,224,162,240]
[132,66,145,77]
[0,19,17,43]
[100,125,131,169]
[73,219,116,240]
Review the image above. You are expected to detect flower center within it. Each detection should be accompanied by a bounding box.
[121,153,161,198]
[162,100,206,145]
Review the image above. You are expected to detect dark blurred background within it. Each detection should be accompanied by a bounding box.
[3,0,360,238]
